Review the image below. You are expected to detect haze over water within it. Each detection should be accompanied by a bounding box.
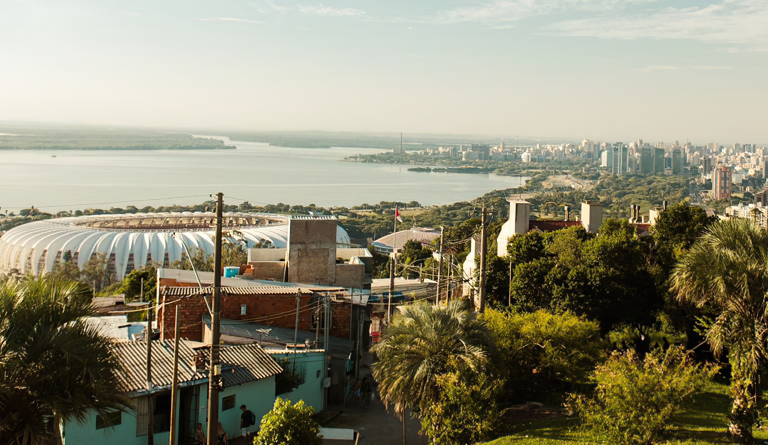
[0,138,527,213]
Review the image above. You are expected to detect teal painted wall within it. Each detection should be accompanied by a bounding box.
[61,397,175,445]
[271,352,325,413]
[218,377,275,437]
[62,376,277,445]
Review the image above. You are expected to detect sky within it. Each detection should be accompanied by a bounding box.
[1,0,767,144]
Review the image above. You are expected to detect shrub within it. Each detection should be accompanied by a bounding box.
[485,308,605,401]
[419,367,501,444]
[254,398,322,445]
[568,347,718,445]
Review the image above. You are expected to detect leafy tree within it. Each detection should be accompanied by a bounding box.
[671,219,768,443]
[397,239,432,279]
[568,347,718,445]
[116,265,157,301]
[508,224,661,333]
[80,252,112,292]
[254,398,322,445]
[485,308,604,401]
[0,276,127,444]
[371,300,489,415]
[51,251,80,282]
[419,366,501,444]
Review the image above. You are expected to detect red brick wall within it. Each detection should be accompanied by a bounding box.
[159,291,353,342]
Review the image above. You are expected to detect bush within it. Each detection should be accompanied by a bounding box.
[254,398,322,445]
[568,347,718,445]
[485,308,605,401]
[420,367,501,445]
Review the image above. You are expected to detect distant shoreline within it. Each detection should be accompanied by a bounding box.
[0,146,236,151]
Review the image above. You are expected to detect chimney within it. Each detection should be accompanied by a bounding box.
[581,202,603,234]
[663,200,668,211]
[629,205,636,223]
[564,205,570,221]
[497,199,531,257]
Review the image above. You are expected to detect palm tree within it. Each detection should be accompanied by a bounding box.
[671,219,768,443]
[0,276,127,445]
[371,300,489,415]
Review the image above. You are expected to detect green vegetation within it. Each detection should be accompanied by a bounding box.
[672,219,768,443]
[0,276,126,445]
[0,125,227,150]
[568,347,718,445]
[485,309,604,403]
[254,398,322,445]
[485,381,768,444]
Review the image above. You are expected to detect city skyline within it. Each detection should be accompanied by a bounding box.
[1,0,766,143]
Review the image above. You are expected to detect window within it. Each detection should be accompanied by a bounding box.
[153,394,172,433]
[240,304,247,315]
[96,411,122,430]
[222,395,236,411]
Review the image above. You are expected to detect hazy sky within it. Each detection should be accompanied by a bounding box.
[1,0,766,143]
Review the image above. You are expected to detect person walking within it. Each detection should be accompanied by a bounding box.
[360,376,372,409]
[240,404,256,439]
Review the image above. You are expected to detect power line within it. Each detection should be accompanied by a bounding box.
[29,194,213,211]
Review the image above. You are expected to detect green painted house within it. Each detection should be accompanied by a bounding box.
[61,340,282,445]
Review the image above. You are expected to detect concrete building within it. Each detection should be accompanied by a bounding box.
[713,166,733,200]
[497,200,531,257]
[245,218,372,290]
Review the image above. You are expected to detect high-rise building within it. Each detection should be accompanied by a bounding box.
[671,148,682,174]
[611,143,628,175]
[653,148,665,174]
[640,147,653,174]
[601,150,612,168]
[702,157,713,175]
[713,166,732,200]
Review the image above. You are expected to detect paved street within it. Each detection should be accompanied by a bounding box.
[323,401,426,445]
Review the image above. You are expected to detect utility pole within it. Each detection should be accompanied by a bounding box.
[478,205,488,313]
[508,259,513,307]
[293,290,300,372]
[436,227,444,305]
[206,192,224,445]
[146,305,154,445]
[169,306,181,445]
[388,255,395,324]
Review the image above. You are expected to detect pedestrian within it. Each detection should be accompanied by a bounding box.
[360,376,372,408]
[240,404,256,439]
[195,423,205,444]
[217,422,228,445]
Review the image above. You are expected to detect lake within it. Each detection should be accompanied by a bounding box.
[0,137,528,213]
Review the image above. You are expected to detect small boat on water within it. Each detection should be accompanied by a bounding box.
[51,155,56,158]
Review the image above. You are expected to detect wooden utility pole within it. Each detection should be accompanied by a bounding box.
[508,259,513,307]
[146,305,154,445]
[436,227,444,305]
[169,306,181,445]
[206,192,224,445]
[388,256,395,324]
[478,206,488,313]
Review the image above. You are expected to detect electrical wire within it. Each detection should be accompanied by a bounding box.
[33,195,213,211]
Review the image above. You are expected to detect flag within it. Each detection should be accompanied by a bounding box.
[395,206,403,223]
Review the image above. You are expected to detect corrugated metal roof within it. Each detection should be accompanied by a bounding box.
[112,340,283,395]
[112,340,203,394]
[162,286,312,297]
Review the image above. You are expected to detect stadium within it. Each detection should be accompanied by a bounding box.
[0,212,351,280]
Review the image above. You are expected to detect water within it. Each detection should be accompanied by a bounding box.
[0,137,528,213]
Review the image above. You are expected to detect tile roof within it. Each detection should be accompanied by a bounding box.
[112,340,283,395]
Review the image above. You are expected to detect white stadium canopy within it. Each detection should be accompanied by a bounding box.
[0,212,350,281]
